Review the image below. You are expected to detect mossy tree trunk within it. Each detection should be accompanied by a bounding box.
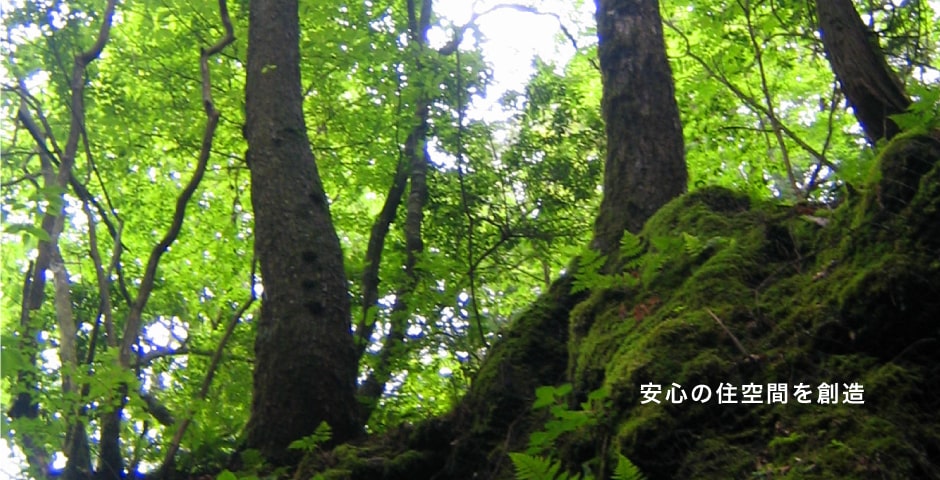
[816,0,911,143]
[244,0,361,465]
[592,0,686,256]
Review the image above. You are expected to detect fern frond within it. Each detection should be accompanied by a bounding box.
[611,454,646,480]
[509,452,567,480]
[620,231,644,259]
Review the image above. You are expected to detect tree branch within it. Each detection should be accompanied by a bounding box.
[665,18,837,174]
[119,0,234,367]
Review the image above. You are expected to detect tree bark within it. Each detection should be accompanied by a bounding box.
[592,0,686,256]
[816,0,911,143]
[244,0,361,464]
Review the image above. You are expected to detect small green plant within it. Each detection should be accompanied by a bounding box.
[890,85,940,133]
[611,454,646,480]
[573,231,722,295]
[509,453,568,480]
[509,384,646,480]
[288,421,333,453]
[572,231,646,294]
[510,452,646,480]
[527,384,607,455]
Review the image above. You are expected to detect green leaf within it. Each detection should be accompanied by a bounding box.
[1,343,26,379]
[509,452,567,480]
[4,223,51,242]
[612,454,646,480]
[619,231,643,259]
[216,470,237,480]
[533,385,558,409]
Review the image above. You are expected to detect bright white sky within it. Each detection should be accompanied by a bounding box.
[431,0,595,119]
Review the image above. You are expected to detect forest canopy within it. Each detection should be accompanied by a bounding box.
[1,0,939,479]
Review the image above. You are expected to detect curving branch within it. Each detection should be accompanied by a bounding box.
[119,0,235,368]
[355,155,409,359]
[8,1,120,478]
[439,2,593,70]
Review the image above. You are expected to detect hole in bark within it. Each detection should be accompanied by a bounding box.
[301,250,317,263]
[304,301,324,315]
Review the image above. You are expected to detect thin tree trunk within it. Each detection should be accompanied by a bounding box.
[356,0,433,423]
[355,157,408,360]
[244,0,361,464]
[592,0,686,256]
[816,0,911,143]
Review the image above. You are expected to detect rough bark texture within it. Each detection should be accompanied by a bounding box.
[244,0,361,464]
[592,0,686,256]
[816,0,911,143]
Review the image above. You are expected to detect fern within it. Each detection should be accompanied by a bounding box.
[509,453,569,480]
[611,454,647,480]
[287,421,332,453]
[512,383,647,480]
[681,232,705,257]
[571,248,608,294]
[619,231,644,260]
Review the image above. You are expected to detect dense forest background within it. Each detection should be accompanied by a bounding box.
[2,0,939,479]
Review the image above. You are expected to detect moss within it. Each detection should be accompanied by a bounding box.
[676,437,754,478]
[556,136,940,479]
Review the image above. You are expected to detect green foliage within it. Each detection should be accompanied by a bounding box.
[527,383,604,455]
[611,454,646,480]
[509,451,646,480]
[571,248,627,294]
[288,421,333,453]
[572,230,711,294]
[3,0,940,477]
[509,453,568,480]
[509,383,646,480]
[890,84,940,133]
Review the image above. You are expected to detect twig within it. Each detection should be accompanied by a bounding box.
[705,307,756,360]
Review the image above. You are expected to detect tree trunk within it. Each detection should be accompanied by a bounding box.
[244,0,361,464]
[592,0,686,256]
[816,0,911,143]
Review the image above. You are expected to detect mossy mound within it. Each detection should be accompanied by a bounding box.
[299,133,940,479]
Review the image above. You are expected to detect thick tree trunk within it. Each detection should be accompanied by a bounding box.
[244,0,361,464]
[592,0,686,256]
[816,0,911,143]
